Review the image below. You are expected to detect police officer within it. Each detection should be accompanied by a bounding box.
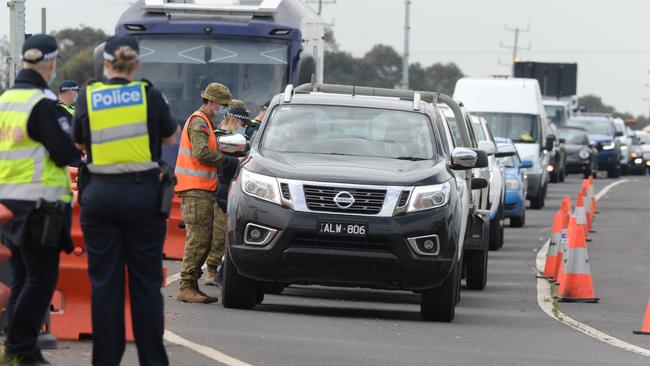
[0,34,80,365]
[203,106,251,287]
[72,35,178,366]
[56,80,78,118]
[247,99,269,139]
[175,83,231,303]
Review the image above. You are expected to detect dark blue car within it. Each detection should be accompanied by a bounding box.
[495,138,532,227]
[567,115,622,178]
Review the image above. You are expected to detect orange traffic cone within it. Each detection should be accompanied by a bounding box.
[634,297,650,335]
[581,188,594,232]
[0,203,14,224]
[561,196,572,215]
[543,210,564,281]
[556,218,599,303]
[554,214,573,281]
[574,194,589,241]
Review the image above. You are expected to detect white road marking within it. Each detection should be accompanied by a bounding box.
[535,179,650,358]
[164,330,253,366]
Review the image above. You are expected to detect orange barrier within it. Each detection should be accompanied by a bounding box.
[556,217,599,303]
[0,204,12,312]
[634,297,650,335]
[163,196,185,260]
[543,210,564,281]
[51,169,169,341]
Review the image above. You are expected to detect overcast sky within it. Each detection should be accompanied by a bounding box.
[2,0,650,115]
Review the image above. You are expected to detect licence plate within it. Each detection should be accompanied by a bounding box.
[318,221,368,237]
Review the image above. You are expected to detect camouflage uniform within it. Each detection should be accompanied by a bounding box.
[178,103,227,282]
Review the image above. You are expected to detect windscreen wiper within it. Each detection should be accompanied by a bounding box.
[394,156,428,161]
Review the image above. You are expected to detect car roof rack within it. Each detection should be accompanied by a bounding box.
[142,0,281,17]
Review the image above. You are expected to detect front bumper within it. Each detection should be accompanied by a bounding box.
[227,191,462,291]
[566,155,592,174]
[597,150,619,170]
[503,190,524,218]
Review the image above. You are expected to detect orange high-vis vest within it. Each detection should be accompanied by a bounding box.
[175,111,219,193]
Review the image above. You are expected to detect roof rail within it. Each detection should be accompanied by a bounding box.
[143,0,281,17]
[293,83,441,104]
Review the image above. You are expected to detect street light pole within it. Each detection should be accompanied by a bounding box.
[7,0,26,88]
[400,0,411,89]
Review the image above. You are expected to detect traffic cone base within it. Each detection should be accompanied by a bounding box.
[633,298,650,335]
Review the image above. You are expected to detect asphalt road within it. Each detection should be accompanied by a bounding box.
[44,174,650,365]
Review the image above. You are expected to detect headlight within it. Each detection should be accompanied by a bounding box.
[241,169,282,205]
[406,182,450,213]
[630,151,638,158]
[579,149,590,160]
[602,143,615,150]
[505,179,518,190]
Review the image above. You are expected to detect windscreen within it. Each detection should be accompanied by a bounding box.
[559,128,588,145]
[261,105,436,160]
[567,118,614,136]
[637,133,650,144]
[135,35,290,124]
[473,113,540,143]
[544,105,567,125]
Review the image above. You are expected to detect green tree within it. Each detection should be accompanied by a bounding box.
[577,95,616,114]
[60,51,94,87]
[423,63,464,95]
[50,26,107,90]
[0,36,10,93]
[324,50,358,85]
[360,44,402,88]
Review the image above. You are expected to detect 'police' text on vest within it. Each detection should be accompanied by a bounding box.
[91,85,144,111]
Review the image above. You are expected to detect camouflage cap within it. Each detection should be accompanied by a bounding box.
[201,83,232,105]
[230,99,246,110]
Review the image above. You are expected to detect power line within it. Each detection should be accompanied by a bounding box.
[500,24,531,75]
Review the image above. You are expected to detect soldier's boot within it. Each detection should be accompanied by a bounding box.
[204,265,219,287]
[176,280,219,304]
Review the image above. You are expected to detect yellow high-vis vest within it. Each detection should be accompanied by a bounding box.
[0,88,72,203]
[86,81,158,174]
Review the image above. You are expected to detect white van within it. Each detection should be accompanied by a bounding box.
[454,77,554,209]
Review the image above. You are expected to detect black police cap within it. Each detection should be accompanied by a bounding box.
[22,34,58,64]
[59,80,79,92]
[103,35,140,61]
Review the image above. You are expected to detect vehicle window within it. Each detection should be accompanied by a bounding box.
[613,122,624,133]
[567,118,615,136]
[637,133,650,145]
[497,156,516,168]
[544,105,567,125]
[473,113,540,143]
[261,105,436,160]
[559,128,588,145]
[471,120,486,141]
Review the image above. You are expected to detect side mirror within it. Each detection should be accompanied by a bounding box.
[471,177,489,190]
[642,141,647,145]
[478,140,497,156]
[217,134,249,155]
[614,130,624,137]
[559,138,566,144]
[545,135,555,151]
[449,147,478,170]
[521,160,534,169]
[473,149,489,168]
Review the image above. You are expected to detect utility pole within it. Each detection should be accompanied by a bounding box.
[400,0,411,90]
[41,7,47,34]
[500,24,531,75]
[7,0,26,88]
[307,0,336,16]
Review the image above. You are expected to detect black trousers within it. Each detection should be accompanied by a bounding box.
[80,180,168,366]
[5,242,59,363]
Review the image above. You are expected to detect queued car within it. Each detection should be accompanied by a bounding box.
[494,138,531,227]
[222,83,489,322]
[567,114,622,178]
[634,130,650,172]
[613,118,633,175]
[626,134,646,175]
[469,115,510,250]
[558,126,598,179]
[547,122,567,183]
[438,104,492,290]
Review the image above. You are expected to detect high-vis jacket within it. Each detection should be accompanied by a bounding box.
[86,81,158,174]
[0,89,72,202]
[175,111,219,192]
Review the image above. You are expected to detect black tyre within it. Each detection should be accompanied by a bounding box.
[583,170,591,179]
[529,185,545,209]
[510,209,525,228]
[607,166,621,179]
[421,260,459,322]
[550,170,559,183]
[464,249,488,290]
[489,204,504,251]
[222,251,259,309]
[559,166,566,182]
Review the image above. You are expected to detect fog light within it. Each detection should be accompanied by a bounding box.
[244,223,278,246]
[547,165,554,172]
[407,235,440,256]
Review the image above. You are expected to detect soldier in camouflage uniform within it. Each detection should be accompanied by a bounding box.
[175,83,231,303]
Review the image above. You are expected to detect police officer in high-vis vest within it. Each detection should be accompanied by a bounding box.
[72,35,178,366]
[56,80,79,118]
[0,34,80,365]
[175,83,231,304]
